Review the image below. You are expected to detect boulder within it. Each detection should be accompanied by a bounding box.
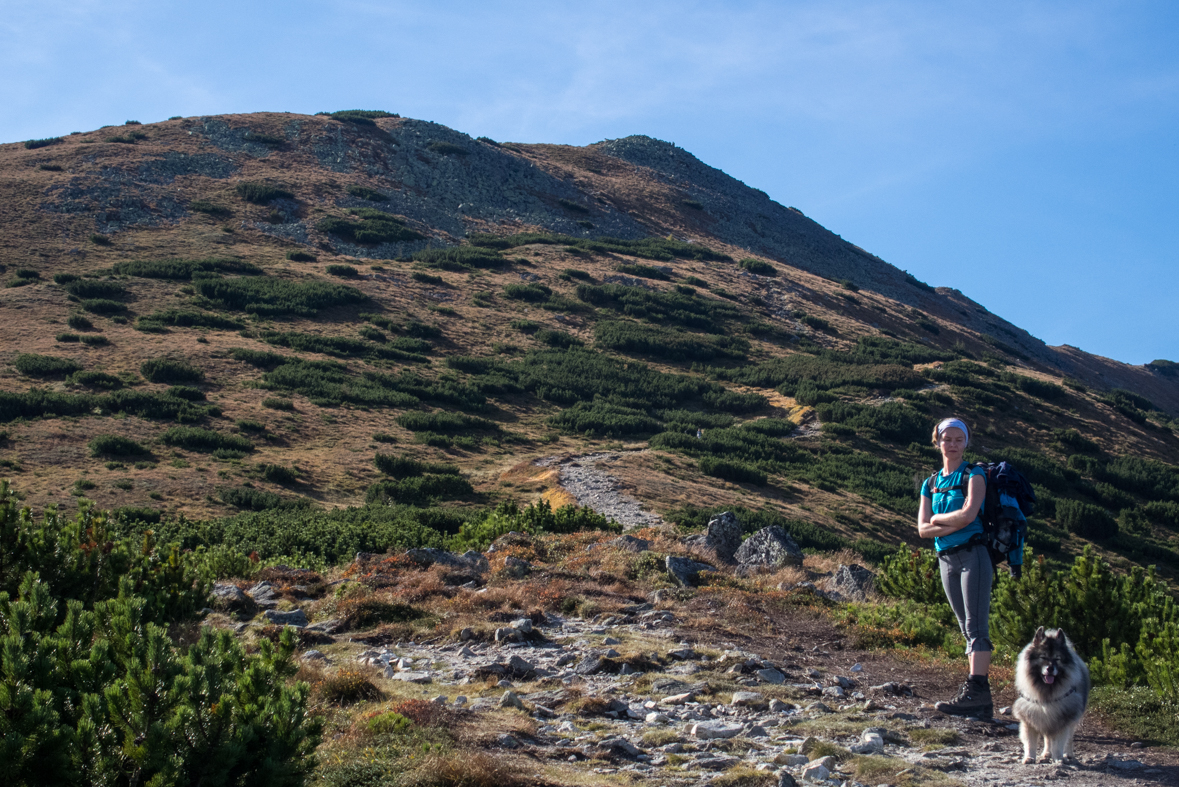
[211,582,255,613]
[245,582,280,610]
[665,556,716,587]
[263,608,308,627]
[703,511,743,562]
[777,772,800,787]
[757,668,786,685]
[499,690,525,710]
[506,655,535,679]
[829,563,875,600]
[690,722,744,740]
[734,526,804,572]
[404,548,490,574]
[609,535,652,552]
[305,618,344,634]
[730,691,765,707]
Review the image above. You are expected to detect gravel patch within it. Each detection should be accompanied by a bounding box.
[542,452,664,530]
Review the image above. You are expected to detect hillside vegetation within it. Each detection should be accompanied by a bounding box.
[1,111,1178,784]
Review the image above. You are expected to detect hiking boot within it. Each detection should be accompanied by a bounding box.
[935,677,992,719]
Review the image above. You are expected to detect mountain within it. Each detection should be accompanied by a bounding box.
[1,110,1177,576]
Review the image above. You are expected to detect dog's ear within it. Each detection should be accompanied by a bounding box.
[1033,626,1045,644]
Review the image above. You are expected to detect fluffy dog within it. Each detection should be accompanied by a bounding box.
[1013,626,1090,763]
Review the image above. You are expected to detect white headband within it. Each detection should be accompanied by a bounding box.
[937,418,970,445]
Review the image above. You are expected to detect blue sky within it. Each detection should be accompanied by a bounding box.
[3,1,1176,366]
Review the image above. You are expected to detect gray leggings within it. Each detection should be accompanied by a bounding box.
[939,544,993,654]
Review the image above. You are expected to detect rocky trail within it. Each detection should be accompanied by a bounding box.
[539,452,666,530]
[214,522,1178,787]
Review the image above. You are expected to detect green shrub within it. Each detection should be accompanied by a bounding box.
[702,388,766,413]
[262,397,295,410]
[346,185,389,201]
[374,454,460,478]
[535,329,583,348]
[78,334,108,347]
[219,486,307,511]
[511,319,539,333]
[325,264,359,278]
[286,250,317,262]
[411,271,446,286]
[445,500,621,552]
[739,258,776,276]
[13,353,81,377]
[55,333,80,343]
[67,371,123,389]
[192,276,367,316]
[112,257,261,280]
[235,182,293,204]
[24,137,61,150]
[395,412,499,434]
[411,246,507,271]
[876,547,946,605]
[89,434,148,457]
[503,282,552,302]
[813,401,926,443]
[141,309,244,330]
[258,331,426,363]
[1053,428,1098,453]
[616,262,671,280]
[316,209,424,245]
[326,109,398,124]
[365,474,474,505]
[80,298,126,314]
[141,358,204,384]
[1057,500,1118,539]
[698,457,766,486]
[427,141,469,156]
[190,200,231,217]
[470,232,731,263]
[162,427,253,454]
[547,401,661,437]
[66,313,92,330]
[593,320,747,362]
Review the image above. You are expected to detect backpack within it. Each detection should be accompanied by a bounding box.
[928,461,1036,576]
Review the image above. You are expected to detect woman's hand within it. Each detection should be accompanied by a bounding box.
[917,473,985,538]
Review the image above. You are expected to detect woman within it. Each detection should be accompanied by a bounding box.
[918,417,992,719]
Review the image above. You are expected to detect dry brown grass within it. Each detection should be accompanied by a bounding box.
[399,751,537,787]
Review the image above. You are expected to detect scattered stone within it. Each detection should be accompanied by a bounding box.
[800,762,830,781]
[390,671,431,683]
[245,582,280,609]
[746,725,768,737]
[506,655,535,678]
[694,755,741,771]
[757,668,786,684]
[495,733,519,749]
[851,729,884,754]
[511,618,533,634]
[870,682,914,696]
[501,556,531,577]
[603,648,621,658]
[695,511,743,562]
[211,582,254,612]
[768,698,793,713]
[774,753,809,766]
[609,535,652,552]
[665,556,716,587]
[667,648,699,660]
[731,691,765,708]
[500,690,525,710]
[459,627,474,641]
[305,618,343,634]
[263,608,308,627]
[691,722,744,740]
[776,772,800,787]
[828,563,875,600]
[645,712,670,723]
[660,692,695,706]
[301,650,328,663]
[1110,759,1143,771]
[602,636,620,645]
[404,548,490,574]
[734,526,804,572]
[850,662,863,672]
[431,695,447,704]
[597,737,643,758]
[805,702,832,713]
[576,656,605,676]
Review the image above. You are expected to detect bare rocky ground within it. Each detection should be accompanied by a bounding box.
[543,451,665,530]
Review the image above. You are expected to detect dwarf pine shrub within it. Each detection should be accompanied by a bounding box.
[161,427,252,454]
[141,358,204,384]
[13,353,81,377]
[235,182,293,204]
[89,435,148,456]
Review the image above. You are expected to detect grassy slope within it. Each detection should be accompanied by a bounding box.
[0,113,1177,584]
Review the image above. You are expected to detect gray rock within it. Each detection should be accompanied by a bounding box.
[801,762,830,781]
[694,755,741,770]
[496,733,519,748]
[403,548,489,574]
[774,753,808,766]
[746,725,769,738]
[659,692,696,705]
[805,702,833,713]
[459,627,474,641]
[602,636,620,645]
[511,618,533,634]
[821,685,845,698]
[609,534,652,552]
[602,648,621,658]
[757,668,786,684]
[211,582,254,612]
[576,655,605,675]
[305,618,343,634]
[499,690,525,710]
[246,582,280,609]
[645,712,670,723]
[597,737,643,758]
[494,627,519,643]
[263,608,308,627]
[506,655,535,678]
[667,648,700,660]
[501,556,531,577]
[731,691,765,707]
[777,772,800,787]
[691,722,743,740]
[829,563,875,600]
[666,556,716,587]
[301,650,328,662]
[704,511,743,562]
[391,671,431,683]
[768,698,793,712]
[734,526,804,572]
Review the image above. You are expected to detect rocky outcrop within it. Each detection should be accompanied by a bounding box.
[735,526,804,573]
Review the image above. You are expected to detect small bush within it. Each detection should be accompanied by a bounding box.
[141,358,204,384]
[262,397,295,410]
[260,464,299,486]
[56,333,80,343]
[80,298,126,314]
[1057,500,1118,539]
[374,454,460,479]
[24,137,62,150]
[13,353,81,377]
[236,182,294,204]
[411,271,446,286]
[190,200,231,217]
[90,435,148,457]
[66,313,93,330]
[739,258,776,276]
[327,109,398,124]
[286,250,316,262]
[162,427,253,454]
[315,210,423,245]
[534,329,583,348]
[79,335,109,347]
[557,198,589,214]
[698,457,767,486]
[325,264,359,278]
[346,185,389,202]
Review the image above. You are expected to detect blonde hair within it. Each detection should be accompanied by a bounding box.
[932,416,970,446]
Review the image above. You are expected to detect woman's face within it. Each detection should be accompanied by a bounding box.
[938,426,967,462]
